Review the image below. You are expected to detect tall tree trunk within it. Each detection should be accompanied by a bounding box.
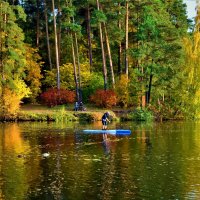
[125,1,129,76]
[0,3,3,80]
[118,2,122,76]
[73,17,82,101]
[0,6,6,81]
[71,35,79,102]
[96,0,108,90]
[136,0,145,107]
[44,0,52,70]
[86,5,93,71]
[118,44,122,75]
[36,0,40,47]
[75,34,82,101]
[57,0,61,63]
[52,0,60,89]
[147,74,153,104]
[0,7,6,116]
[140,66,146,108]
[104,23,115,88]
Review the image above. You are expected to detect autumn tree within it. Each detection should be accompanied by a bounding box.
[180,1,200,118]
[24,45,43,103]
[0,1,30,118]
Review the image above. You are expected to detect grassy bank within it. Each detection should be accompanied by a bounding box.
[1,104,171,122]
[12,104,119,122]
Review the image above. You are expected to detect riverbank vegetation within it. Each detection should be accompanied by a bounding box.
[15,104,118,122]
[0,0,199,121]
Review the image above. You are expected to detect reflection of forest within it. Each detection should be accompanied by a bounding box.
[100,134,135,199]
[183,123,200,198]
[1,122,200,199]
[0,124,29,199]
[0,123,41,199]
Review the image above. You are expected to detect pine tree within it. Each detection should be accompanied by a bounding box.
[0,1,30,117]
[130,0,188,110]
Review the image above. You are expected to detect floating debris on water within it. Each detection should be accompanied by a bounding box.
[42,152,50,158]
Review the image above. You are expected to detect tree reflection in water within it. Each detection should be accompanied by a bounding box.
[49,135,63,200]
[1,121,200,199]
[102,133,110,156]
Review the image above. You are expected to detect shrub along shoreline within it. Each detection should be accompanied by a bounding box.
[0,104,182,122]
[16,110,119,122]
[0,104,120,122]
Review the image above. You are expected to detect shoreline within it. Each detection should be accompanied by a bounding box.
[0,104,120,122]
[0,104,184,122]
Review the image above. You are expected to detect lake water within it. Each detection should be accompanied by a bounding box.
[0,121,200,200]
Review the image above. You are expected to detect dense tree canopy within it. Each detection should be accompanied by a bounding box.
[0,0,199,119]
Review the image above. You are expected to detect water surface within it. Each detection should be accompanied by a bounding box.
[0,121,200,199]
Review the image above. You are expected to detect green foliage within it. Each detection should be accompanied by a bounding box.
[164,0,188,34]
[17,109,117,122]
[82,73,104,102]
[18,112,48,121]
[129,0,188,117]
[18,108,78,122]
[14,5,27,21]
[3,0,193,120]
[53,106,70,122]
[62,6,75,17]
[0,2,26,80]
[0,2,30,118]
[91,10,107,25]
[63,22,82,34]
[130,108,154,122]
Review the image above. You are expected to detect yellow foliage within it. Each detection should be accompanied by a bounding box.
[25,45,43,102]
[194,89,200,105]
[13,79,31,99]
[78,63,91,86]
[4,124,30,154]
[0,80,30,117]
[115,74,129,108]
[60,62,91,88]
[43,62,91,89]
[0,87,21,117]
[183,35,200,86]
[182,33,200,116]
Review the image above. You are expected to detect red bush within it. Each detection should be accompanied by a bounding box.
[90,89,117,108]
[40,88,75,107]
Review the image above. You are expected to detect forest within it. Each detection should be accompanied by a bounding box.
[0,0,200,120]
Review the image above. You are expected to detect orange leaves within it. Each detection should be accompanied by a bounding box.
[40,88,75,107]
[90,89,117,108]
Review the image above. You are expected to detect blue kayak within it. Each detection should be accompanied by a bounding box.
[83,129,131,135]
